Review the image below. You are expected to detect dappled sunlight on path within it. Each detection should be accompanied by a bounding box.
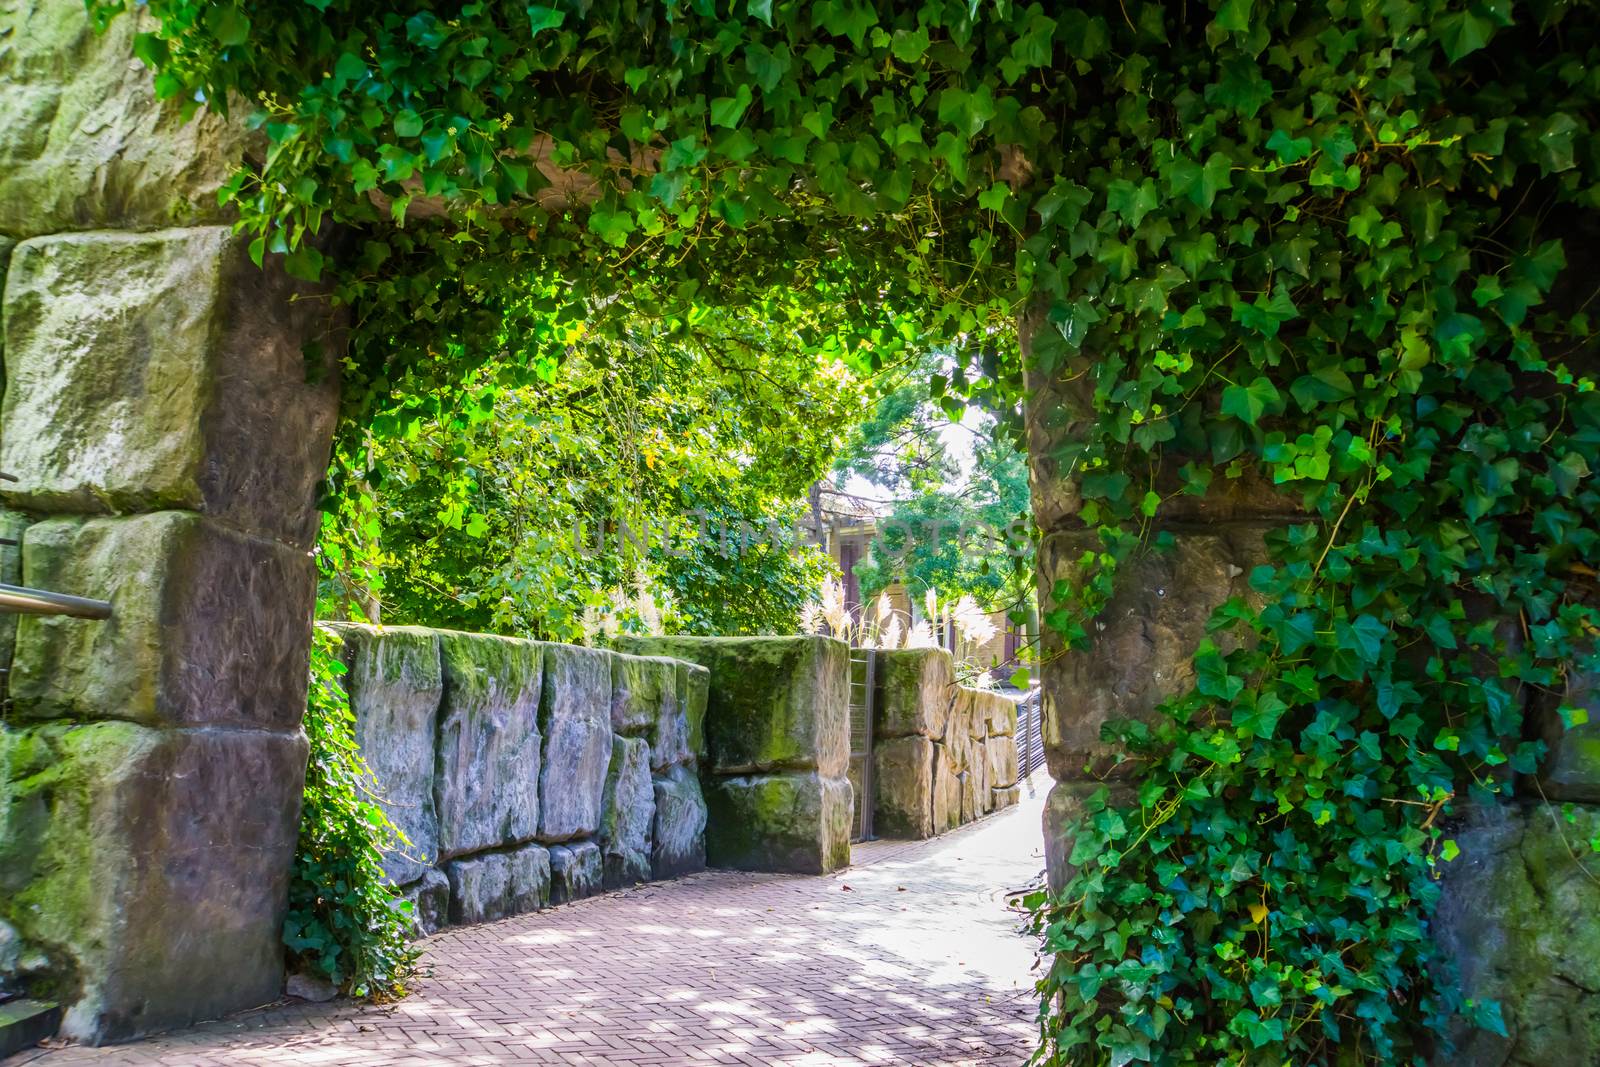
[12,773,1051,1067]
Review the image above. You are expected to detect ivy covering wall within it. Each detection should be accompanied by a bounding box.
[94,0,1600,1062]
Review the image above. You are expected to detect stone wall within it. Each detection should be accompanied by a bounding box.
[871,649,1020,839]
[322,625,710,933]
[0,0,341,1044]
[615,636,853,874]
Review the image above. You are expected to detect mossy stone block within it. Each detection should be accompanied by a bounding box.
[651,764,707,879]
[436,631,543,860]
[320,623,444,885]
[444,843,550,926]
[597,735,653,889]
[548,840,602,905]
[703,771,852,875]
[872,735,934,840]
[617,636,849,778]
[538,644,613,842]
[0,229,339,547]
[0,720,305,1043]
[1435,802,1600,1066]
[11,513,315,730]
[0,0,246,236]
[874,648,955,740]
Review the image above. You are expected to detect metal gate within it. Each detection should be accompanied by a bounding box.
[1016,687,1045,785]
[847,646,877,841]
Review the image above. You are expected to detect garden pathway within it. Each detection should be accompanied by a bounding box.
[9,773,1050,1067]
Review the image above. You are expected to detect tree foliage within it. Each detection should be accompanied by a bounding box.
[98,0,1600,1063]
[320,297,856,639]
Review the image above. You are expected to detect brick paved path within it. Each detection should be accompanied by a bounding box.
[11,774,1050,1067]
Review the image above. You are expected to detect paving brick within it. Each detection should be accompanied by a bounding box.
[13,775,1048,1067]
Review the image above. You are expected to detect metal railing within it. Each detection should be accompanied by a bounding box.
[0,472,113,621]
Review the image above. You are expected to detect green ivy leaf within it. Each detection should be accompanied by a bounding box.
[1221,377,1282,426]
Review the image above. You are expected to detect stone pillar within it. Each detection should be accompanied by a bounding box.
[1021,315,1600,1062]
[0,0,341,1043]
[1022,308,1298,890]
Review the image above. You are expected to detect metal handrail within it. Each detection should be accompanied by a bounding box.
[0,583,113,620]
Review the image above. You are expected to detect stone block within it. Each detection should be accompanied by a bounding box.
[598,735,654,889]
[610,653,676,737]
[1043,780,1135,893]
[986,734,1019,790]
[616,636,849,778]
[1435,802,1600,1066]
[0,229,339,547]
[538,644,613,841]
[958,771,976,824]
[975,689,1018,737]
[932,754,961,834]
[10,513,315,731]
[435,632,543,859]
[322,623,443,886]
[0,721,306,1043]
[1036,528,1266,780]
[1535,671,1600,803]
[548,841,603,905]
[874,648,955,740]
[0,0,248,236]
[872,736,934,839]
[991,785,1021,811]
[398,868,449,940]
[444,843,550,925]
[680,660,710,761]
[705,771,852,874]
[651,764,707,880]
[0,508,24,703]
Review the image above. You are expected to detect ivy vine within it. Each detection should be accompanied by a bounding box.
[90,0,1600,1062]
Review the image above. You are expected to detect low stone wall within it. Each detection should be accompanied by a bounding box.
[322,624,710,934]
[870,649,1020,840]
[615,636,853,874]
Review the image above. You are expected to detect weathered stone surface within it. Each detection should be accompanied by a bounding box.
[0,0,249,236]
[0,721,306,1043]
[616,636,850,778]
[321,623,443,886]
[975,689,1018,737]
[703,771,852,874]
[435,632,543,859]
[548,840,603,905]
[991,785,1021,811]
[651,669,695,773]
[875,648,955,740]
[444,843,550,925]
[1036,528,1266,781]
[398,868,450,939]
[1043,780,1135,893]
[958,771,977,824]
[873,735,934,839]
[1535,672,1600,803]
[284,972,338,1003]
[651,764,708,879]
[1434,802,1600,1066]
[0,508,25,703]
[538,644,613,842]
[679,661,710,761]
[10,513,315,731]
[598,735,654,888]
[931,755,961,834]
[0,229,340,547]
[986,734,1019,790]
[611,653,676,737]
